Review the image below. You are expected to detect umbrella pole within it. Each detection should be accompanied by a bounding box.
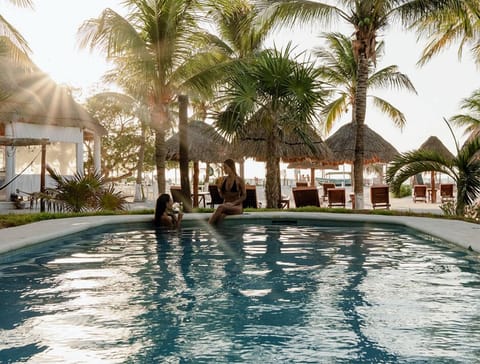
[310,167,315,186]
[431,170,436,203]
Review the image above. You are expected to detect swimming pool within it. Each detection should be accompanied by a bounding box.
[1,219,479,363]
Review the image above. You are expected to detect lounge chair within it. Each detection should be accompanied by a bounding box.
[439,183,455,203]
[292,187,321,207]
[279,194,290,209]
[208,184,224,208]
[327,188,346,208]
[243,185,259,208]
[370,185,391,210]
[170,186,192,206]
[322,183,336,202]
[413,184,427,203]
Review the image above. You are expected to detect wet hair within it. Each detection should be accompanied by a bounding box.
[154,193,171,225]
[224,159,236,175]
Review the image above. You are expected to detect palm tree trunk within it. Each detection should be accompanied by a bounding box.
[265,128,281,208]
[179,94,192,212]
[353,51,369,209]
[134,124,146,202]
[154,129,166,194]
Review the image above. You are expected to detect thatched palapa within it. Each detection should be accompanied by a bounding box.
[418,136,454,160]
[230,124,332,162]
[325,122,399,164]
[166,120,228,163]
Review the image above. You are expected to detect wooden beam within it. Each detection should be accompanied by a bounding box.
[0,137,50,146]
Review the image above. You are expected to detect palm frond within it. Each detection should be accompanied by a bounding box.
[370,96,407,129]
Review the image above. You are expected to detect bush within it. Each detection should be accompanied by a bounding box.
[393,184,412,198]
[47,167,127,212]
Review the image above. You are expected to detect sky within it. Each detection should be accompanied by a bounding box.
[3,0,479,158]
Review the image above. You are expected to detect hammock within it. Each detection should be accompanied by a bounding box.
[0,150,42,191]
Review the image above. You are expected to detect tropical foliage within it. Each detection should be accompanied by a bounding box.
[386,135,480,216]
[215,45,326,207]
[259,0,461,208]
[0,0,36,101]
[47,166,128,212]
[315,32,416,134]
[85,92,155,201]
[79,0,225,194]
[449,88,480,141]
[0,0,33,57]
[415,1,480,66]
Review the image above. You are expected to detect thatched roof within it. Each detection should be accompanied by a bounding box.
[419,136,454,160]
[325,122,399,164]
[165,120,229,162]
[229,124,332,162]
[0,66,106,136]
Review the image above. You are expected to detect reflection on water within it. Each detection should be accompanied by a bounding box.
[0,221,479,363]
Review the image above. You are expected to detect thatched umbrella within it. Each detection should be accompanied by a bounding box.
[230,124,332,162]
[166,120,229,207]
[418,136,454,203]
[325,122,399,165]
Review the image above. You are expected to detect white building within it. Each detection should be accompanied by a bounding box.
[0,69,106,201]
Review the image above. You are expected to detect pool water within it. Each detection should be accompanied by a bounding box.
[1,220,479,363]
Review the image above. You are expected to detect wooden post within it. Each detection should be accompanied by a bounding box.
[178,95,192,212]
[40,144,46,212]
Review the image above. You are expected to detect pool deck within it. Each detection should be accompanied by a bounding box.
[1,210,479,255]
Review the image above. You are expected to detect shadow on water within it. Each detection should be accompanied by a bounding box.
[337,230,398,363]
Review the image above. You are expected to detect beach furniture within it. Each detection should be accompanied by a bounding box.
[439,183,455,203]
[413,184,427,203]
[243,185,259,208]
[292,187,321,207]
[327,188,346,208]
[370,185,391,210]
[208,184,223,208]
[322,183,336,202]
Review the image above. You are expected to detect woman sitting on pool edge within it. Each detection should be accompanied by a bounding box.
[209,159,246,225]
[154,193,183,229]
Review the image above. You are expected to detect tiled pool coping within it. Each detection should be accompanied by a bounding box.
[1,212,479,255]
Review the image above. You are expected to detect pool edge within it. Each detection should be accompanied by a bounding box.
[1,212,479,255]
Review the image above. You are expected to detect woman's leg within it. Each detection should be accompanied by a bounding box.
[208,204,243,224]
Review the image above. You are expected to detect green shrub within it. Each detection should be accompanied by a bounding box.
[47,167,127,212]
[393,184,412,198]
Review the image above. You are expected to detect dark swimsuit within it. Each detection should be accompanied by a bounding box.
[221,178,238,193]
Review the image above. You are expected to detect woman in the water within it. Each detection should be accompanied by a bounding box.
[154,193,182,228]
[208,159,246,225]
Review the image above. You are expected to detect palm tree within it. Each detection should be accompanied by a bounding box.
[450,89,480,141]
[415,1,480,66]
[208,0,274,59]
[315,32,416,135]
[79,0,224,194]
[259,0,459,208]
[1,0,36,100]
[207,0,278,178]
[0,0,33,57]
[386,129,480,216]
[215,45,326,208]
